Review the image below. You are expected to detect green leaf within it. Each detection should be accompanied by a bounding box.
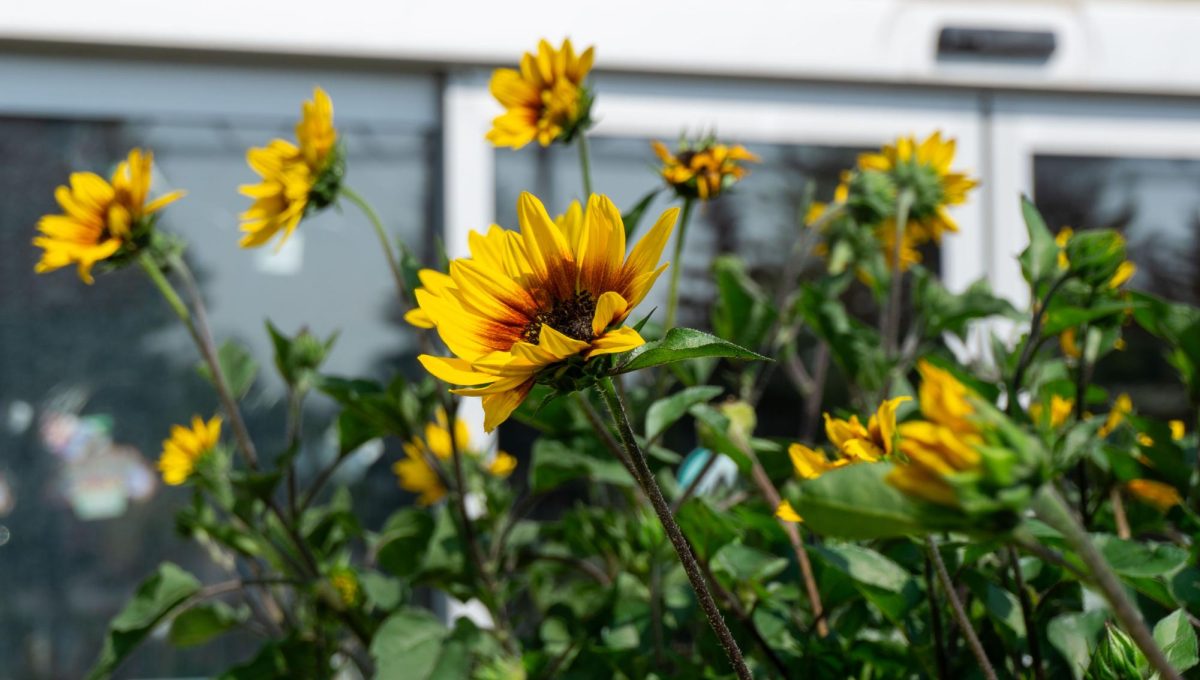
[1093,535,1188,578]
[614,327,767,374]
[529,437,633,492]
[813,543,912,593]
[371,608,448,680]
[336,408,384,455]
[1048,610,1108,680]
[962,572,1025,637]
[622,188,662,239]
[645,386,723,442]
[789,463,929,539]
[675,496,742,562]
[912,271,1017,340]
[168,601,248,647]
[711,255,778,350]
[1152,610,1199,675]
[1018,196,1058,286]
[376,508,436,578]
[712,541,788,583]
[87,563,201,680]
[197,340,258,400]
[1041,300,1139,336]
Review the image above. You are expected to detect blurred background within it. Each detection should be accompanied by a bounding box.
[2,1,1200,676]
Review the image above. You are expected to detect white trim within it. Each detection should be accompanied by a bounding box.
[7,1,1200,97]
[988,95,1200,306]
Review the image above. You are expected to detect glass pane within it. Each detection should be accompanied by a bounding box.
[0,110,436,677]
[1033,154,1200,419]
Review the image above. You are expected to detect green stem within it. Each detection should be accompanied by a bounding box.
[595,377,751,680]
[1031,485,1181,680]
[577,133,594,197]
[926,536,998,680]
[882,189,915,357]
[1007,273,1073,417]
[138,252,190,323]
[664,198,695,332]
[341,186,409,305]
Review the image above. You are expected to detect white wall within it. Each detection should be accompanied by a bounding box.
[5,1,1200,96]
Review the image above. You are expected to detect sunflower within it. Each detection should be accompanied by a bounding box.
[651,139,759,200]
[487,39,595,149]
[414,192,677,431]
[857,131,977,243]
[158,415,222,486]
[34,148,183,284]
[886,362,982,507]
[392,408,519,505]
[239,87,340,249]
[823,396,910,463]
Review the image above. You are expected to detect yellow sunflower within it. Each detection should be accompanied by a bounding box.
[886,361,982,506]
[239,87,340,249]
[487,39,595,149]
[651,139,759,200]
[34,148,184,284]
[857,131,977,243]
[823,396,910,463]
[158,415,222,486]
[392,408,519,505]
[414,192,677,431]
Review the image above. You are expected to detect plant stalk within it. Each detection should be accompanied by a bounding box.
[664,198,695,332]
[342,186,410,306]
[882,189,915,357]
[596,377,751,680]
[577,133,594,197]
[926,536,998,680]
[1031,485,1180,680]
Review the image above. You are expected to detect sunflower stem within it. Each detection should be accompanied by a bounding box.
[926,535,998,680]
[341,185,410,306]
[882,188,914,358]
[595,377,752,680]
[1031,484,1181,680]
[664,198,695,332]
[577,133,594,197]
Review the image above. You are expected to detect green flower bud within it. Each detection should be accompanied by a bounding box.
[1087,624,1146,680]
[845,170,897,225]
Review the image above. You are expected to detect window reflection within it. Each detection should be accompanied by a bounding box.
[0,111,436,678]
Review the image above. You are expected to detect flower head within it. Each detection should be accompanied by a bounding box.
[239,87,341,249]
[34,148,184,283]
[652,138,759,200]
[1125,479,1182,513]
[393,409,518,503]
[1056,227,1074,271]
[488,451,519,478]
[1169,419,1186,441]
[487,39,594,149]
[823,396,910,463]
[1030,394,1074,428]
[886,362,982,506]
[857,131,977,243]
[1098,393,1133,437]
[158,415,222,486]
[414,192,677,431]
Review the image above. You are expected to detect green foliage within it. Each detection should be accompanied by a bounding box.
[614,327,767,374]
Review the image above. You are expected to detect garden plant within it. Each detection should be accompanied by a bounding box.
[33,38,1200,679]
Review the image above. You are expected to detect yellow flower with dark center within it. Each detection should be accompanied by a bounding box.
[1030,394,1074,428]
[1056,227,1073,271]
[239,87,339,249]
[652,139,760,200]
[158,415,222,486]
[1125,479,1182,513]
[34,148,184,284]
[886,361,982,507]
[824,397,910,463]
[787,443,851,480]
[1060,327,1082,360]
[1099,393,1133,437]
[413,192,677,431]
[487,39,594,149]
[775,500,803,523]
[1169,420,1186,441]
[857,131,977,243]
